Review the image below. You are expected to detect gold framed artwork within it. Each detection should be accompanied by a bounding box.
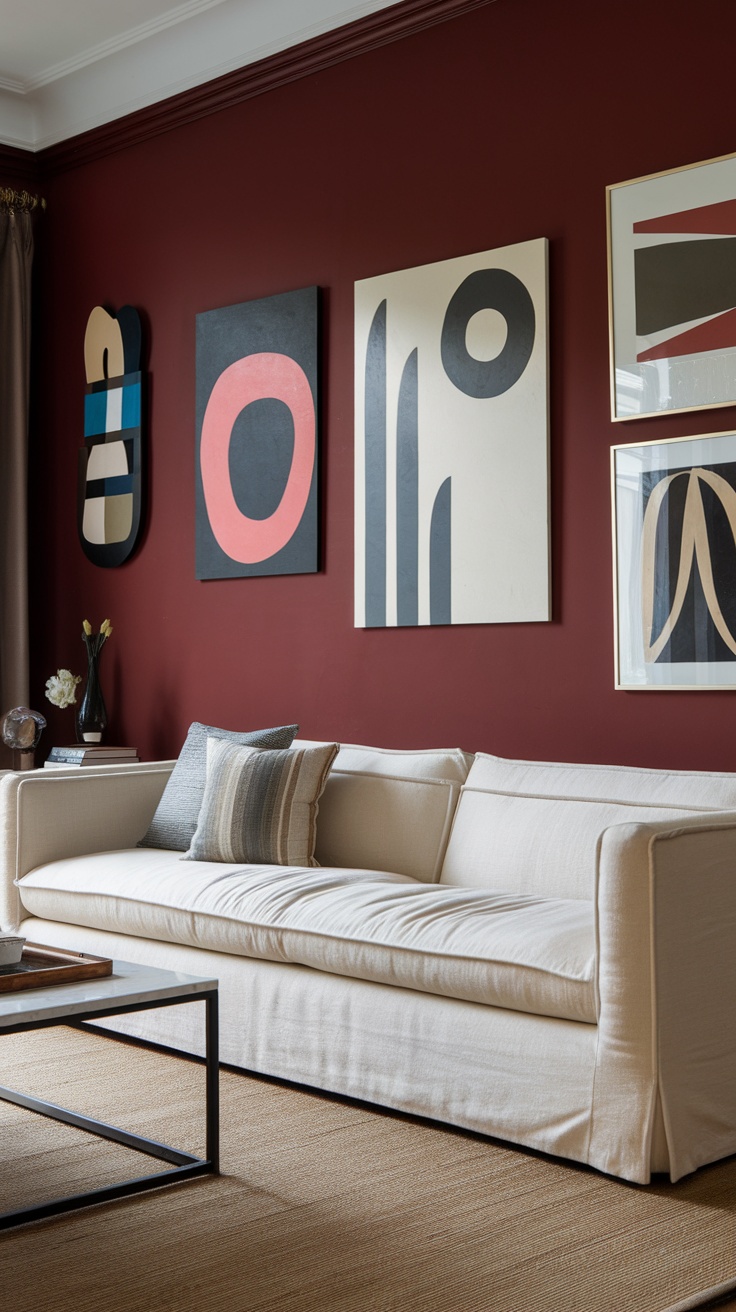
[607,151,736,421]
[612,430,736,689]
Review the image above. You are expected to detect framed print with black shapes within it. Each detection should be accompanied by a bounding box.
[612,430,736,689]
[608,151,736,421]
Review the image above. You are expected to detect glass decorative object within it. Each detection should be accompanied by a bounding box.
[1,707,46,770]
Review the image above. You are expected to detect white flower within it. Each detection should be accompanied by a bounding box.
[45,668,82,709]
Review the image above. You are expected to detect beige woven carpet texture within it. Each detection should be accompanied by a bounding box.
[0,1026,734,1312]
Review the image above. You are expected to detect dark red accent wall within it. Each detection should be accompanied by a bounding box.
[0,146,39,191]
[30,0,736,767]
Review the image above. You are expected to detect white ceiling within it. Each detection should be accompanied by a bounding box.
[0,0,398,152]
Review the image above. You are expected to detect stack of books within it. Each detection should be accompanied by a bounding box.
[45,745,140,769]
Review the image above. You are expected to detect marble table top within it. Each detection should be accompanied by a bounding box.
[0,959,217,1029]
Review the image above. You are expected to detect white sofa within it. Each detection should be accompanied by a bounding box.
[2,741,736,1186]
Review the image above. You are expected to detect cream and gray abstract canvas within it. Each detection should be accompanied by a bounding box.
[354,240,550,627]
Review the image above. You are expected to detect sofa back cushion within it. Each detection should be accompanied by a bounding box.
[295,741,471,882]
[440,752,732,899]
[462,753,736,810]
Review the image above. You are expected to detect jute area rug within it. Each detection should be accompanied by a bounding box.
[0,1027,734,1312]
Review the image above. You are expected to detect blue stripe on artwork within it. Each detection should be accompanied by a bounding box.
[430,477,452,625]
[85,374,141,436]
[396,348,418,626]
[85,474,134,498]
[121,381,141,429]
[364,301,387,627]
[84,391,108,437]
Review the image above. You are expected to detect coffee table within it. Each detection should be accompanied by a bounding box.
[0,959,219,1229]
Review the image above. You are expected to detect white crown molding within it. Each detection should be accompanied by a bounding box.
[22,0,232,92]
[0,75,26,95]
[0,88,36,151]
[0,0,398,152]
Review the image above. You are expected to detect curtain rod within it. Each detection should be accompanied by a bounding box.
[0,186,46,214]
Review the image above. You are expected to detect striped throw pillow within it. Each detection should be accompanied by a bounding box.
[139,721,298,852]
[185,739,339,867]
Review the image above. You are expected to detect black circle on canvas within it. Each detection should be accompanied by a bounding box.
[441,268,536,398]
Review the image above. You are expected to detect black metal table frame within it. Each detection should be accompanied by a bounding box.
[0,986,219,1229]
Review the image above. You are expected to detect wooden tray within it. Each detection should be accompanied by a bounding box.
[0,943,113,993]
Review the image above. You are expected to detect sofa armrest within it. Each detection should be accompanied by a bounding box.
[589,812,736,1183]
[0,761,175,931]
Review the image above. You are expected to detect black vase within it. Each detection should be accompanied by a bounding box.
[76,649,108,744]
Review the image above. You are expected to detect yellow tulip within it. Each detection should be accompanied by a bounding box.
[82,619,92,635]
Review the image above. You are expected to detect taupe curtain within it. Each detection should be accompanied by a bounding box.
[0,203,34,762]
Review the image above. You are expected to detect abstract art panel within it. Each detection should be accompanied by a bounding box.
[608,151,736,420]
[355,240,549,627]
[195,287,319,580]
[79,305,144,567]
[612,430,736,688]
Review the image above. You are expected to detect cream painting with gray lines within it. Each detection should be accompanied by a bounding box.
[354,240,550,628]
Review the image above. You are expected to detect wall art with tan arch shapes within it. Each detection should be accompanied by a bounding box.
[613,429,736,688]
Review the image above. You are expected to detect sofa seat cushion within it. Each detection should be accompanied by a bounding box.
[18,850,596,1022]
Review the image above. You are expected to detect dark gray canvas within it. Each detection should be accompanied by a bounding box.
[195,286,319,580]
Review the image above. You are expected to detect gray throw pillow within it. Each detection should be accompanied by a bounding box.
[184,739,338,867]
[139,721,298,851]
